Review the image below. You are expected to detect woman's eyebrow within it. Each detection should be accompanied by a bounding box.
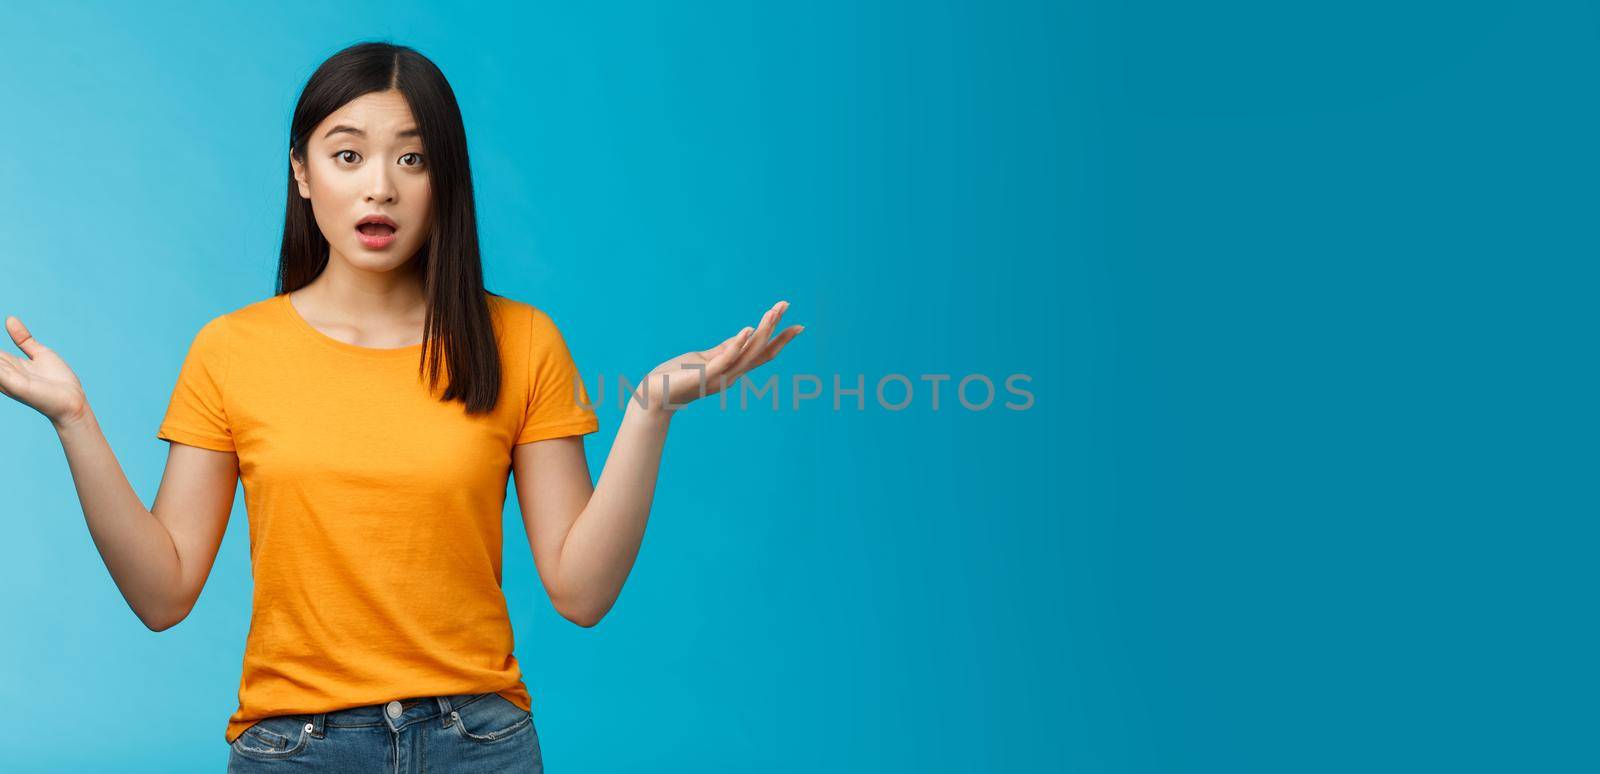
[322,125,422,139]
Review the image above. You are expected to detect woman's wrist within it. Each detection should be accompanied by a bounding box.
[622,398,675,432]
[52,401,96,434]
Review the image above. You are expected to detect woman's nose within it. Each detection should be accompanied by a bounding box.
[365,168,397,202]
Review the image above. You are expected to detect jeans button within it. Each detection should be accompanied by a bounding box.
[386,700,403,718]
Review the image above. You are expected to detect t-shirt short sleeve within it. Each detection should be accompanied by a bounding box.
[157,316,235,452]
[516,306,600,444]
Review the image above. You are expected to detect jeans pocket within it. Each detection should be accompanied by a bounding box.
[231,715,313,760]
[449,693,533,744]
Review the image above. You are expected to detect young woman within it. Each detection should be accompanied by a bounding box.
[0,41,801,772]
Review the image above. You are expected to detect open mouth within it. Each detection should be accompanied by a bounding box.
[356,223,397,237]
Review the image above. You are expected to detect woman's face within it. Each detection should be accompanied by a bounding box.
[291,89,432,274]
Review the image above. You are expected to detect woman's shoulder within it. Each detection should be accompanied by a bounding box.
[484,292,580,353]
[227,294,288,322]
[486,290,554,312]
[484,291,528,314]
[485,291,562,328]
[178,295,282,338]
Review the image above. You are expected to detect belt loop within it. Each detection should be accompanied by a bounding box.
[311,712,327,738]
[436,695,455,728]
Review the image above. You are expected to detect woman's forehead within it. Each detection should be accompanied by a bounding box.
[314,91,419,143]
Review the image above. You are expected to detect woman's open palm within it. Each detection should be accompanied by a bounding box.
[633,300,804,412]
[0,316,88,426]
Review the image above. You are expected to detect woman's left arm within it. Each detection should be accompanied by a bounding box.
[512,300,803,627]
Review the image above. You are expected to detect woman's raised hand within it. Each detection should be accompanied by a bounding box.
[632,300,804,414]
[0,315,90,428]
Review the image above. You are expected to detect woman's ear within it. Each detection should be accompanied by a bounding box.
[289,151,311,199]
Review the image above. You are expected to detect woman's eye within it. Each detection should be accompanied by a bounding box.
[400,153,424,167]
[335,150,360,164]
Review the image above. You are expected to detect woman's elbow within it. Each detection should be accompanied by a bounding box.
[557,602,606,628]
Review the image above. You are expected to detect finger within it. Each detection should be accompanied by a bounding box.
[0,348,21,369]
[691,328,749,392]
[0,357,20,397]
[731,301,787,374]
[748,324,804,368]
[741,326,802,373]
[700,327,748,359]
[6,316,49,359]
[706,326,754,388]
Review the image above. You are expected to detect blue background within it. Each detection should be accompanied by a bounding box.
[0,1,1592,771]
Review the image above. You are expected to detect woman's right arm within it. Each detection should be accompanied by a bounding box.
[56,410,237,631]
[2,316,237,632]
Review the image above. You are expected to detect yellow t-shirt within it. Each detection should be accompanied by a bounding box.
[156,291,599,744]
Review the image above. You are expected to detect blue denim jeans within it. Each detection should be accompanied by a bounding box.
[226,691,542,773]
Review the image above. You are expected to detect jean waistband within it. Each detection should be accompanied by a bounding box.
[301,691,496,737]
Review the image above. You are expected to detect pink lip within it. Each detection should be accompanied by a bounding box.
[358,213,399,229]
[355,227,397,249]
